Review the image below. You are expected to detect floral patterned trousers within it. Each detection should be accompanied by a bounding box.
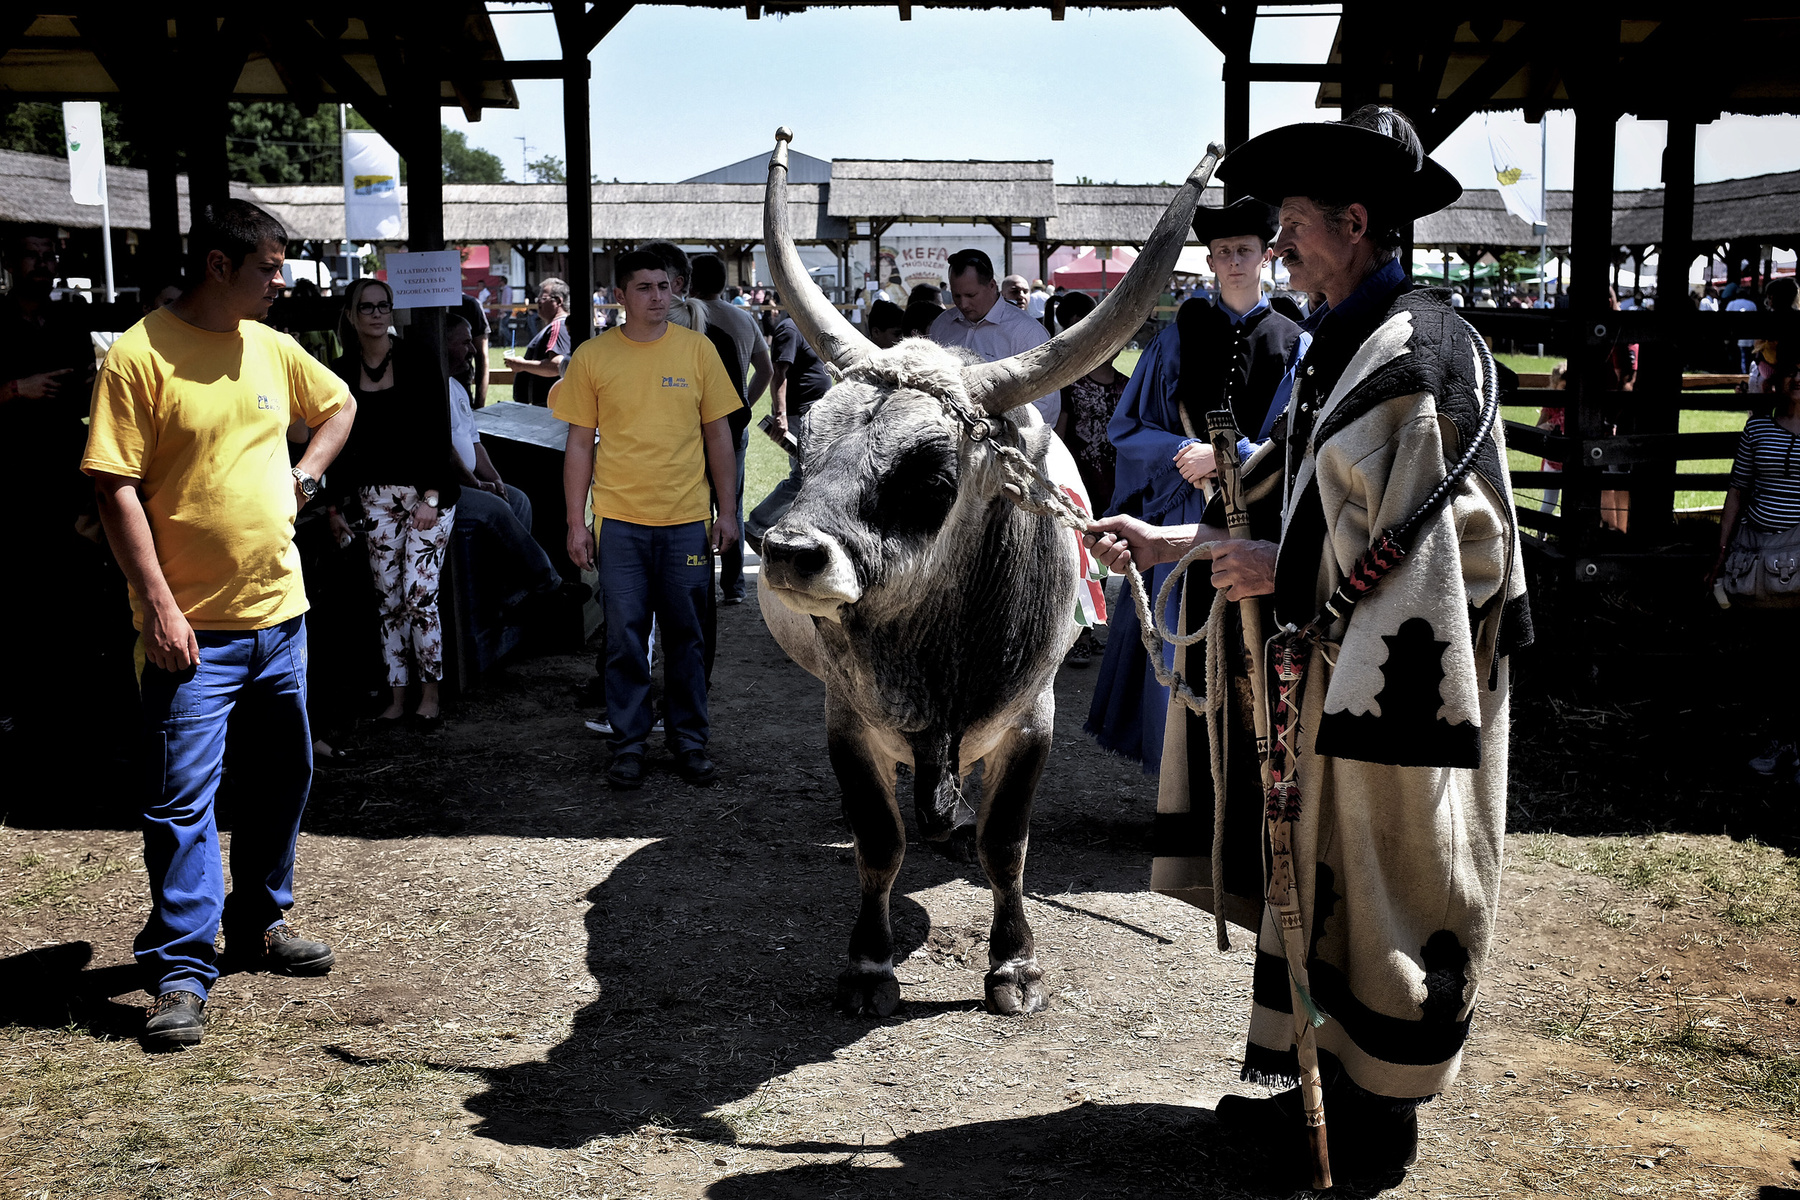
[360,485,455,686]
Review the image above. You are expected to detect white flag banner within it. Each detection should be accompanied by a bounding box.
[63,101,106,206]
[343,129,403,240]
[1485,117,1543,228]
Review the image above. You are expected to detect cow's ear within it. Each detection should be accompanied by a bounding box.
[825,362,845,384]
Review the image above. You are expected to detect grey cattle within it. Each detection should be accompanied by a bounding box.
[756,128,1220,1017]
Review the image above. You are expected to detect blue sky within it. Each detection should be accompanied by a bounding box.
[447,5,1800,191]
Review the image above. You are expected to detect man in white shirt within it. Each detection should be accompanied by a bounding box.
[929,248,1058,425]
[1001,274,1031,309]
[1026,278,1050,320]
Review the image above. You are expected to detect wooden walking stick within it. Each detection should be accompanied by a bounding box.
[1205,409,1333,1191]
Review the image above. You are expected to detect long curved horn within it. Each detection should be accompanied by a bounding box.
[763,127,874,371]
[964,143,1225,415]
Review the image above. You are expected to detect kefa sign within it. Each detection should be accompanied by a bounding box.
[343,129,403,240]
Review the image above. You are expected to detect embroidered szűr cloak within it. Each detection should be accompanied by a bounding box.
[1153,281,1532,1100]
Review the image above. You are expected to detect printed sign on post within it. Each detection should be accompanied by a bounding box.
[384,250,464,308]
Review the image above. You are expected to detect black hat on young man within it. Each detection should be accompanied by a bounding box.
[1216,106,1462,223]
[1191,196,1280,246]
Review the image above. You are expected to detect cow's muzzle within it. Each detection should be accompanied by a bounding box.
[760,527,862,616]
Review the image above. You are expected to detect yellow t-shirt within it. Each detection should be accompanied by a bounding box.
[553,324,741,526]
[81,308,350,631]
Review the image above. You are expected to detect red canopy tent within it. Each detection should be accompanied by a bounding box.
[1051,247,1138,293]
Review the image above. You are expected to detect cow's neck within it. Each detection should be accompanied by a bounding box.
[830,490,1066,739]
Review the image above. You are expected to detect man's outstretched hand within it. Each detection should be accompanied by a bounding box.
[1083,514,1168,573]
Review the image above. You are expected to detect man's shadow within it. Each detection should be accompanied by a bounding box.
[0,942,143,1037]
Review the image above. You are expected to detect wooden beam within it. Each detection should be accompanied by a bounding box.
[581,3,634,53]
[553,0,594,348]
[1420,22,1545,150]
[1564,11,1621,560]
[1173,2,1231,56]
[269,16,400,139]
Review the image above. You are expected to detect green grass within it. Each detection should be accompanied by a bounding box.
[1520,833,1800,933]
[1496,346,1749,513]
[1496,352,1561,375]
[1541,1001,1800,1116]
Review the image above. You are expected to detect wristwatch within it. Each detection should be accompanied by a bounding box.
[290,468,321,501]
[425,492,440,509]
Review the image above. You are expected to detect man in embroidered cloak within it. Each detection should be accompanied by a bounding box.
[1087,197,1299,774]
[1086,105,1533,1186]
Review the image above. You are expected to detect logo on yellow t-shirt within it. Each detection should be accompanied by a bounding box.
[661,376,689,388]
[257,394,276,410]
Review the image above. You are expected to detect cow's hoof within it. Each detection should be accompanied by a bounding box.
[836,966,900,1017]
[984,960,1048,1016]
[925,825,979,863]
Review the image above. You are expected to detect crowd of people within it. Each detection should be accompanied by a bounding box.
[2,99,1795,1195]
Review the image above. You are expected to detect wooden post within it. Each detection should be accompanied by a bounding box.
[1637,114,1698,539]
[136,97,183,283]
[1566,16,1620,563]
[561,42,593,348]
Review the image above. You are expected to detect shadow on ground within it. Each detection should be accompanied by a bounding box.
[453,790,1158,1148]
[706,1102,1391,1200]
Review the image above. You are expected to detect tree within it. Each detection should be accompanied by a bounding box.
[227,103,341,185]
[444,128,505,184]
[0,100,145,169]
[526,154,566,184]
[2,100,503,186]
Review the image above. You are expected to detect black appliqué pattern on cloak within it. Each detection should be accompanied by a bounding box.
[1313,617,1482,768]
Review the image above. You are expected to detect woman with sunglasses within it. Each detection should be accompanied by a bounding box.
[329,278,460,730]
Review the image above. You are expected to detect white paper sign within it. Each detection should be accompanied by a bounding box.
[63,102,106,206]
[385,250,464,308]
[343,129,403,240]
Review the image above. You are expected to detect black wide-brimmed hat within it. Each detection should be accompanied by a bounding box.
[1216,119,1462,223]
[1191,196,1279,245]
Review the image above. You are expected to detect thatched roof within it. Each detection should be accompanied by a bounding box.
[593,182,843,242]
[0,149,257,235]
[250,181,846,245]
[1048,184,1225,245]
[826,159,1055,220]
[5,144,1793,255]
[1611,171,1800,246]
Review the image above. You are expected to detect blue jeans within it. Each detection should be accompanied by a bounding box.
[135,615,313,1000]
[453,484,560,605]
[718,426,750,599]
[599,519,711,756]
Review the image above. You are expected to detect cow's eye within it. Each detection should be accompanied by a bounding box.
[865,443,958,539]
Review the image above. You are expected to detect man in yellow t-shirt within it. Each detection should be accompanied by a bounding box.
[556,249,741,790]
[82,201,356,1049]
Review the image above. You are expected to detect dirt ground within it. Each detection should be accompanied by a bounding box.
[3,587,1799,1200]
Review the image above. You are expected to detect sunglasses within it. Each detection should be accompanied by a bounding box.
[357,301,392,315]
